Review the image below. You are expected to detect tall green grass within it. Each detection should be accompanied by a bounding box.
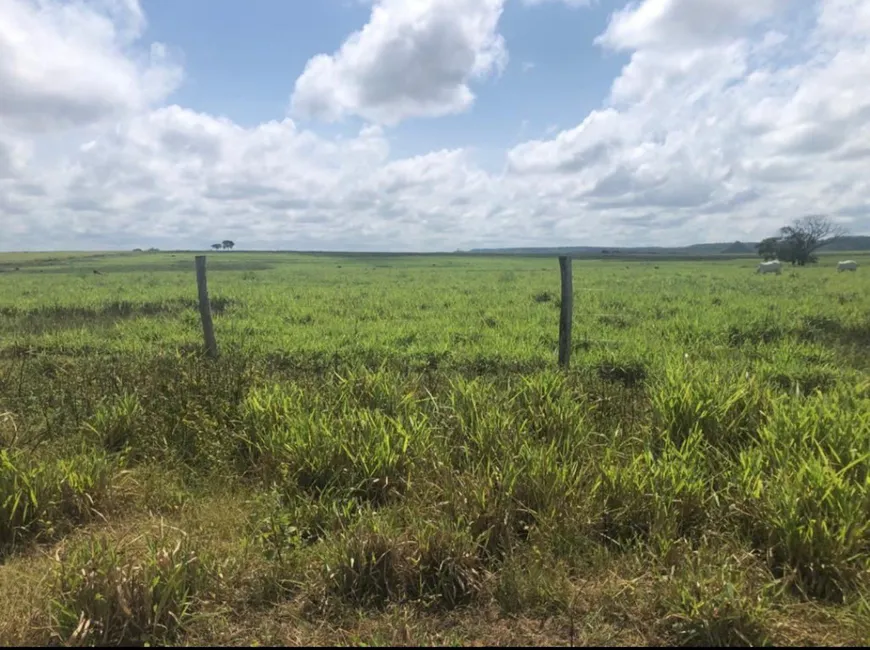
[0,251,869,644]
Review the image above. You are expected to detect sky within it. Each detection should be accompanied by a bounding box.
[0,0,868,252]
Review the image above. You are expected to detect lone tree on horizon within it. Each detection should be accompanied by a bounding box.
[222,240,235,251]
[756,215,847,266]
[211,243,222,251]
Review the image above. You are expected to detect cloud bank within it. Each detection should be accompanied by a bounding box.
[1,0,868,251]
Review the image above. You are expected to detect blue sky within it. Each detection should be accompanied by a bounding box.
[0,0,868,251]
[141,0,367,129]
[141,0,627,165]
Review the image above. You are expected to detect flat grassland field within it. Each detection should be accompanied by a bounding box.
[1,251,869,646]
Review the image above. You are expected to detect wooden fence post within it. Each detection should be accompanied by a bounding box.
[558,256,573,369]
[195,256,219,359]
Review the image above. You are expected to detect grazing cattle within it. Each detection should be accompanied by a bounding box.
[757,260,782,275]
[837,260,858,272]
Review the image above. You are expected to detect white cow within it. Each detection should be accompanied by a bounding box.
[757,260,782,275]
[837,260,858,272]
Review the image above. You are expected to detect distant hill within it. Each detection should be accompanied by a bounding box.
[818,236,870,252]
[720,241,754,254]
[466,242,759,257]
[466,236,870,257]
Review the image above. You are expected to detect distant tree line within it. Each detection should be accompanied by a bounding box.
[211,241,235,251]
[756,215,847,266]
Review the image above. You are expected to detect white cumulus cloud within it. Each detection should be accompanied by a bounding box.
[520,0,591,6]
[290,0,508,125]
[506,0,870,242]
[0,0,182,132]
[597,0,789,51]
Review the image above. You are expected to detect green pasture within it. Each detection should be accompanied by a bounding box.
[3,251,870,373]
[0,251,868,646]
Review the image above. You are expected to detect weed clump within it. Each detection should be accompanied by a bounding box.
[596,360,648,388]
[651,363,768,452]
[85,392,144,454]
[317,518,484,611]
[410,527,483,609]
[0,450,117,557]
[765,367,837,394]
[325,526,406,609]
[50,532,209,646]
[727,320,787,347]
[657,553,771,647]
[238,383,428,505]
[733,385,870,602]
[593,434,711,548]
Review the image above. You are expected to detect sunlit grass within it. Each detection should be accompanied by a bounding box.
[0,250,868,645]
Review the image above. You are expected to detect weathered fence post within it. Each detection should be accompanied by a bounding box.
[558,256,573,369]
[195,256,219,359]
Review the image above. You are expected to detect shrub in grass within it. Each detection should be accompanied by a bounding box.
[132,353,256,469]
[593,431,712,547]
[509,372,589,442]
[0,450,116,557]
[651,362,769,453]
[727,319,787,347]
[449,403,519,473]
[291,408,424,504]
[322,521,409,609]
[236,383,306,477]
[408,525,483,610]
[50,532,209,646]
[763,366,838,395]
[440,440,587,563]
[252,487,362,562]
[239,384,430,504]
[120,463,189,516]
[729,386,870,602]
[14,352,257,472]
[494,552,574,617]
[439,376,515,470]
[658,553,771,647]
[593,451,655,546]
[647,432,712,542]
[736,450,870,603]
[49,452,117,525]
[510,439,587,525]
[84,392,144,455]
[758,386,870,479]
[0,450,43,553]
[319,517,484,611]
[596,360,648,388]
[335,365,419,417]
